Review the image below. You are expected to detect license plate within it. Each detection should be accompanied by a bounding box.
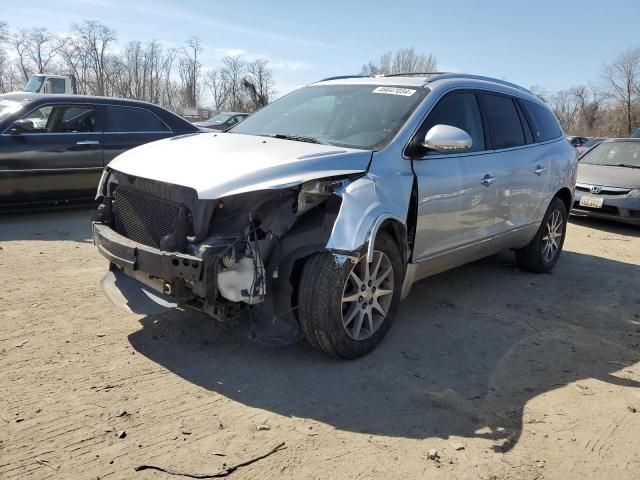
[579,196,604,208]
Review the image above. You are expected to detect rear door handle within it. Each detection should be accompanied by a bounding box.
[76,140,100,145]
[534,165,546,176]
[480,174,496,187]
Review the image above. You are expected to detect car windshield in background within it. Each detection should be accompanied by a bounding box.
[23,76,44,93]
[580,141,640,168]
[230,84,428,150]
[0,100,23,122]
[581,138,604,149]
[203,113,233,125]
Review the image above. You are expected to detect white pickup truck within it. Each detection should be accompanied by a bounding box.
[23,74,76,95]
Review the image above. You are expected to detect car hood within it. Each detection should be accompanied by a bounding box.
[107,132,372,199]
[577,163,640,189]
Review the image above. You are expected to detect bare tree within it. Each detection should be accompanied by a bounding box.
[361,47,438,75]
[601,46,640,134]
[22,27,60,74]
[242,59,275,110]
[221,55,246,111]
[70,20,117,96]
[549,87,582,133]
[205,68,228,112]
[178,36,202,107]
[574,86,602,135]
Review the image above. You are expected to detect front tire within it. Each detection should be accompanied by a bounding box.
[298,232,403,359]
[515,197,568,273]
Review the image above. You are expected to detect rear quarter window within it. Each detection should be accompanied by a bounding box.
[106,106,169,132]
[520,99,563,142]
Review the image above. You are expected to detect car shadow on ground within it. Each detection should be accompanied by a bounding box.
[570,215,640,237]
[128,250,640,452]
[0,207,94,243]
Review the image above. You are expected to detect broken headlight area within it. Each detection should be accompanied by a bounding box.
[93,172,354,324]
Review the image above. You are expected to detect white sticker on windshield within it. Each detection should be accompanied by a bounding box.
[372,86,416,96]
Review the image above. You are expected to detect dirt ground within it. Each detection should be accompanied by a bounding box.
[1,209,639,480]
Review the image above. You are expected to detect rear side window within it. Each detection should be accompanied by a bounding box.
[106,106,169,132]
[479,94,525,149]
[520,99,562,142]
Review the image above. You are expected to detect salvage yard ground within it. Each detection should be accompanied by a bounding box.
[1,209,639,480]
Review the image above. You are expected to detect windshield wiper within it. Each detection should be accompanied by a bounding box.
[271,133,329,145]
[612,163,640,169]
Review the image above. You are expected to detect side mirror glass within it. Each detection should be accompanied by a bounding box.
[423,124,472,153]
[11,119,35,134]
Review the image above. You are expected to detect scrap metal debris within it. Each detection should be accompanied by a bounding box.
[134,442,286,478]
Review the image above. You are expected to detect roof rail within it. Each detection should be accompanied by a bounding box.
[379,71,449,77]
[423,73,532,94]
[318,74,370,82]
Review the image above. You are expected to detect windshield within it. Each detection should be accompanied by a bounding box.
[581,141,640,168]
[24,76,45,93]
[0,100,23,123]
[202,113,233,125]
[230,84,428,150]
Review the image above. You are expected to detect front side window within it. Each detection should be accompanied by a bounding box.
[479,94,526,149]
[106,106,169,132]
[231,84,428,150]
[580,141,640,168]
[416,91,485,153]
[22,105,94,133]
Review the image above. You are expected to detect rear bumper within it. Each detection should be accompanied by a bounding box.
[571,192,640,226]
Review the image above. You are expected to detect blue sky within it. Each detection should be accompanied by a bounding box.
[3,0,639,97]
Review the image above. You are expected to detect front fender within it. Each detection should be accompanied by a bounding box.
[326,174,412,260]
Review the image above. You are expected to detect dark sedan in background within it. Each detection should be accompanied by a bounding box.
[0,93,199,208]
[572,138,640,225]
[193,112,249,131]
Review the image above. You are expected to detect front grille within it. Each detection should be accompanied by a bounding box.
[575,184,631,195]
[573,201,619,216]
[114,187,183,248]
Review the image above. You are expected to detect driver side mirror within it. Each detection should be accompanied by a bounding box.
[10,119,35,135]
[423,124,472,153]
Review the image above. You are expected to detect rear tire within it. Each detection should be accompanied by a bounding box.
[297,232,403,359]
[515,197,567,273]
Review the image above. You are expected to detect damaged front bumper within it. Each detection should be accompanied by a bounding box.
[93,222,234,317]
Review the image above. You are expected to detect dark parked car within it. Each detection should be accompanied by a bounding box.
[572,138,640,225]
[193,112,249,131]
[567,135,589,148]
[0,93,199,208]
[576,137,605,156]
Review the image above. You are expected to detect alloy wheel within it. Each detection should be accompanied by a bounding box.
[541,209,563,263]
[341,251,394,341]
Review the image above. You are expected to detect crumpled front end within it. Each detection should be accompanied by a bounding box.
[93,169,354,343]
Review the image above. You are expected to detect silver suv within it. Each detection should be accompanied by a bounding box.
[93,73,577,358]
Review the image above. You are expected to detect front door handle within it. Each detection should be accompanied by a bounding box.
[480,174,496,187]
[76,140,100,145]
[534,165,546,176]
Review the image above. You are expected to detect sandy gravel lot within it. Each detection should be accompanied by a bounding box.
[1,209,639,480]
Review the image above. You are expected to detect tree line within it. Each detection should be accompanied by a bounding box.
[532,46,640,137]
[0,20,276,113]
[363,46,640,137]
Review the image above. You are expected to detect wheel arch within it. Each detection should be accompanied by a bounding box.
[553,186,573,213]
[368,216,408,267]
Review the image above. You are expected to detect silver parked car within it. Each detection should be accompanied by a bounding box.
[92,73,577,358]
[572,138,640,225]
